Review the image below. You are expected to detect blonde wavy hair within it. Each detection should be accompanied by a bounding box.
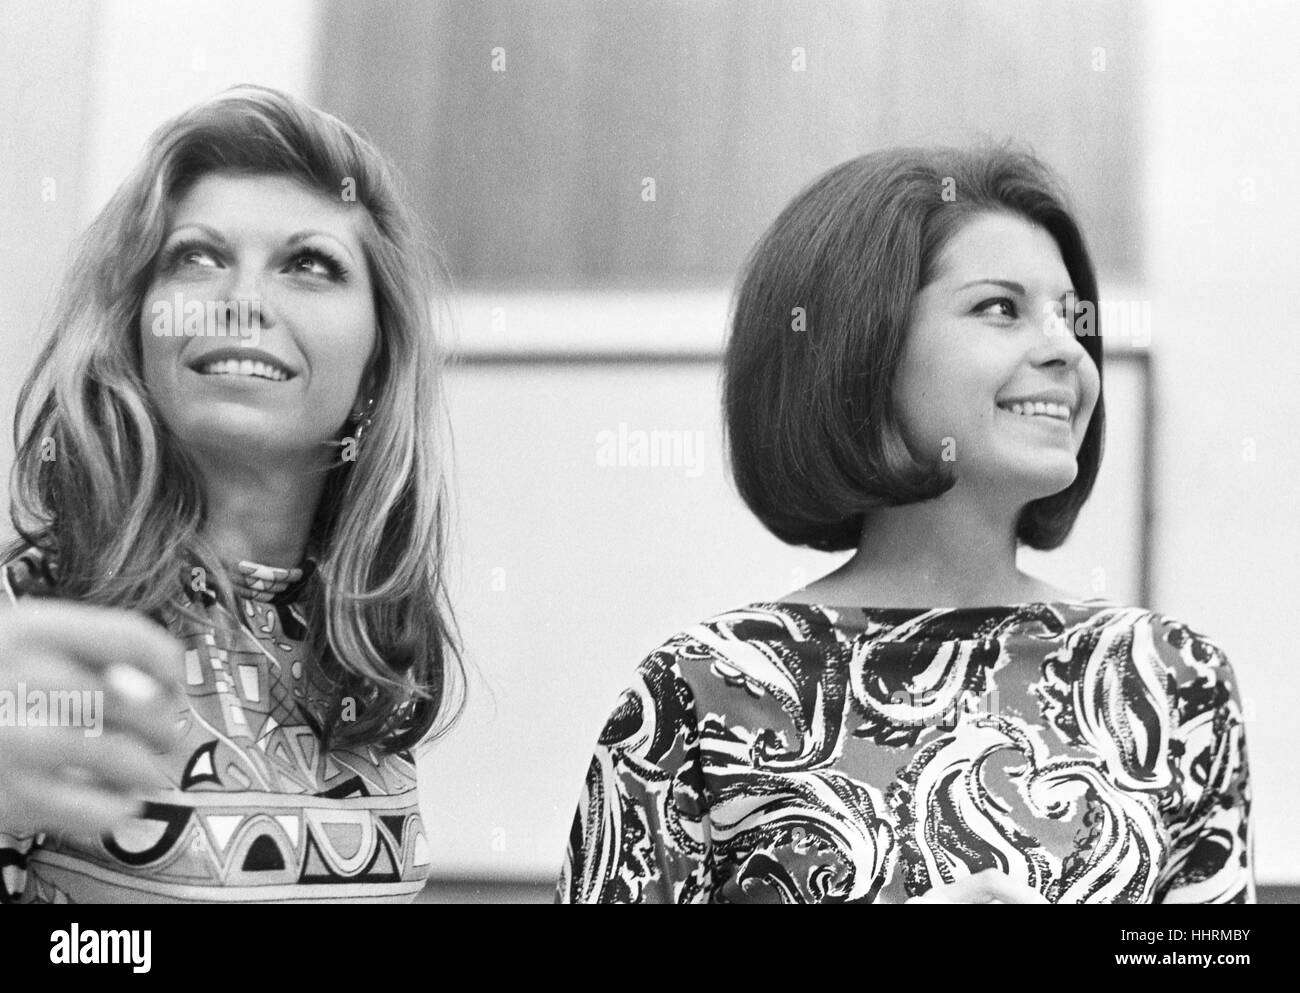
[6,84,463,754]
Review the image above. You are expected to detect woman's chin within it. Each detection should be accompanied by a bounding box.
[172,422,329,464]
[1010,462,1079,499]
[976,451,1078,498]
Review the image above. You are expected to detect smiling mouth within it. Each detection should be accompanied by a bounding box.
[996,401,1072,424]
[194,359,294,382]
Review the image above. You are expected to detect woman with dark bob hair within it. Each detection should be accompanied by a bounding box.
[0,85,461,902]
[558,145,1253,904]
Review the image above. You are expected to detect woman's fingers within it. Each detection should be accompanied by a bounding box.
[906,868,1050,904]
[4,600,186,699]
[0,724,164,837]
[0,723,166,794]
[2,649,182,753]
[968,869,1049,903]
[0,602,187,839]
[0,766,143,838]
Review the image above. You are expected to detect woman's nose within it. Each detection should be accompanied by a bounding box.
[1032,298,1088,365]
[218,267,277,336]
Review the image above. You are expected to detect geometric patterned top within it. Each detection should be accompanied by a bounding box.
[0,544,430,903]
[558,599,1254,904]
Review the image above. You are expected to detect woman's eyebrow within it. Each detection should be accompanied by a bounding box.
[162,222,230,247]
[956,278,1077,300]
[285,229,358,265]
[957,278,1026,294]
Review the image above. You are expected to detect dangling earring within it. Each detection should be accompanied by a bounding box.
[350,396,376,450]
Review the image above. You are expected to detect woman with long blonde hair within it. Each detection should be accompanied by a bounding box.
[0,84,462,903]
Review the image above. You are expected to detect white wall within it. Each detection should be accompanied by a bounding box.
[80,0,319,225]
[0,0,97,475]
[1142,0,1300,883]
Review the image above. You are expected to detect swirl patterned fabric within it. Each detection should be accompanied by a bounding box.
[0,545,431,904]
[557,600,1254,904]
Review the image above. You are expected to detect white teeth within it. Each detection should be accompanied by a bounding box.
[197,358,288,381]
[1000,400,1071,420]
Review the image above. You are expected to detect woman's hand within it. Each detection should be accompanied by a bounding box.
[905,868,1051,904]
[0,600,186,838]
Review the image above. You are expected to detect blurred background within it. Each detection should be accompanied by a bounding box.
[1,0,1295,902]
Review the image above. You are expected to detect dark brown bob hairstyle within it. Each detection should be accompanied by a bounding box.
[723,144,1106,553]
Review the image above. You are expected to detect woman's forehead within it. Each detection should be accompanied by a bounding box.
[167,171,363,243]
[933,213,1069,289]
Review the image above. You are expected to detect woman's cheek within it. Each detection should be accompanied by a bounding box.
[137,326,169,392]
[899,405,946,459]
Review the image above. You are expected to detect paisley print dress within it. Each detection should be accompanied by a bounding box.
[558,599,1254,904]
[0,545,431,903]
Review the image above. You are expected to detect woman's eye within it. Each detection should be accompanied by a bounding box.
[167,244,218,270]
[161,242,346,280]
[288,249,347,280]
[975,297,1017,319]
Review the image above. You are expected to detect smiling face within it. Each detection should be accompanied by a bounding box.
[140,171,377,467]
[892,211,1101,502]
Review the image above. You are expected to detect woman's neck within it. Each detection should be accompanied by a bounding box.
[193,456,328,568]
[788,484,1070,608]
